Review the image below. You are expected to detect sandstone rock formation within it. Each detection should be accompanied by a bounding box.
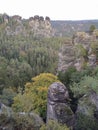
[58,31,98,72]
[47,82,75,128]
[58,44,75,72]
[29,16,54,37]
[0,14,54,37]
[73,31,98,69]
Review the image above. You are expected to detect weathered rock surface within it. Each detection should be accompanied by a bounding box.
[29,16,54,37]
[47,82,75,128]
[58,44,75,72]
[0,14,55,38]
[58,31,98,72]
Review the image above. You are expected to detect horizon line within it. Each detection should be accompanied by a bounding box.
[1,12,98,21]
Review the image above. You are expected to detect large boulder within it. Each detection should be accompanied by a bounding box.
[47,82,75,128]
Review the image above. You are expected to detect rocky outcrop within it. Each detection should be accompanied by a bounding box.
[47,82,75,128]
[0,14,54,37]
[58,44,75,72]
[73,31,98,69]
[29,16,54,37]
[73,32,96,45]
[58,31,98,72]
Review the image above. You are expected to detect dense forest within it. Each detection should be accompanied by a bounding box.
[0,34,62,92]
[0,14,64,92]
[1,14,98,130]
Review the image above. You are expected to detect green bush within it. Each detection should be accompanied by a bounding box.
[75,44,88,58]
[70,66,92,83]
[89,25,96,33]
[58,67,76,86]
[13,114,37,130]
[40,120,69,130]
[91,42,98,58]
[0,88,17,106]
[0,113,42,130]
[75,113,98,130]
[70,76,98,98]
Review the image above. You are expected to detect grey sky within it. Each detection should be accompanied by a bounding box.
[0,0,98,20]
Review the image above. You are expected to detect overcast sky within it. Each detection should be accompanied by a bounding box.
[0,0,98,20]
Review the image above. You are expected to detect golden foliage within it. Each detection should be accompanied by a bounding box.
[13,73,60,119]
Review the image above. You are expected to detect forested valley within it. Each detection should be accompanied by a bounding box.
[1,14,98,130]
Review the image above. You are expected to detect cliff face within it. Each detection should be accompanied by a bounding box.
[58,31,98,72]
[0,14,54,38]
[28,16,54,37]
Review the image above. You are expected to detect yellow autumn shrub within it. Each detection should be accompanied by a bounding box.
[12,73,60,120]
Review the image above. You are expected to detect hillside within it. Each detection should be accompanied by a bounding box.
[52,20,98,36]
[1,13,98,37]
[0,13,98,92]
